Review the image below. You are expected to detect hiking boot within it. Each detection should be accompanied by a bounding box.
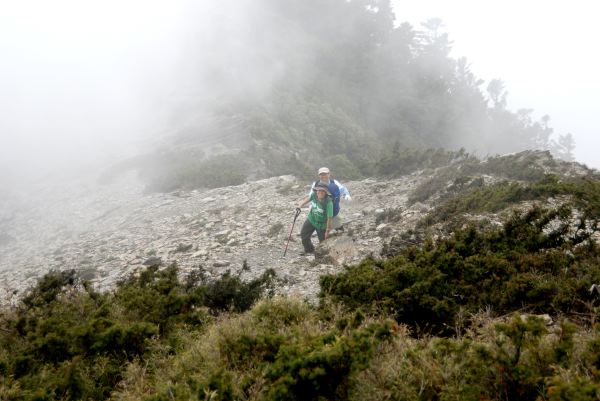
[299,250,314,256]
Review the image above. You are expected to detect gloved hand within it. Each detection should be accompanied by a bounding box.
[344,194,352,201]
[295,207,302,214]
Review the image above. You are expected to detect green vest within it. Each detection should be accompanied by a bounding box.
[307,192,333,230]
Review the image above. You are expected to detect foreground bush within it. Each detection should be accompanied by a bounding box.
[0,264,274,400]
[3,267,600,400]
[321,205,600,335]
[113,298,394,401]
[354,316,600,401]
[104,300,600,401]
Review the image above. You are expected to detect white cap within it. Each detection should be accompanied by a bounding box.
[318,167,330,174]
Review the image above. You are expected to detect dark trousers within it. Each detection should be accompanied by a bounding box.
[300,219,325,253]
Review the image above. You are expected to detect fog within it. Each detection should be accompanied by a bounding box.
[393,0,600,169]
[0,0,323,189]
[0,2,231,185]
[2,0,597,192]
[1,1,180,185]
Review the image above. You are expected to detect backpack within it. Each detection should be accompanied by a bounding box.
[313,180,341,216]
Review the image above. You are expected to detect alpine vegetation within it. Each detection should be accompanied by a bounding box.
[2,152,600,400]
[1,0,598,400]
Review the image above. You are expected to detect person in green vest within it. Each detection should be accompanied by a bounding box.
[296,182,333,254]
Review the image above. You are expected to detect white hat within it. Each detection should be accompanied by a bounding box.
[318,167,330,174]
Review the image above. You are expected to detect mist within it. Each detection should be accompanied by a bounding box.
[0,0,323,188]
[1,0,588,193]
[1,2,159,184]
[0,1,190,186]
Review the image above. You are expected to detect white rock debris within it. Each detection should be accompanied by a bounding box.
[0,170,427,305]
[0,151,591,305]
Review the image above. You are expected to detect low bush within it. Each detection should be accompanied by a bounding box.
[4,260,600,400]
[422,174,600,227]
[0,263,274,400]
[144,153,250,193]
[374,207,404,225]
[265,321,392,400]
[21,269,78,308]
[408,170,484,204]
[354,315,600,401]
[113,297,394,401]
[113,301,600,401]
[203,269,276,314]
[408,151,583,206]
[375,147,474,177]
[321,205,600,335]
[480,152,549,182]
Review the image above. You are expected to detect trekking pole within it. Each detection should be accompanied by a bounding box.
[283,208,302,257]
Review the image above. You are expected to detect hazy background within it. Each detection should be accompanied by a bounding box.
[0,0,186,186]
[1,0,598,189]
[393,0,600,169]
[0,0,305,188]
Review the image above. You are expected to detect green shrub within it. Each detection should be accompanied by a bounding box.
[251,296,312,327]
[375,147,473,177]
[321,206,600,335]
[115,264,201,333]
[546,377,600,401]
[374,207,404,225]
[0,263,275,400]
[481,152,549,182]
[583,324,600,377]
[327,153,362,181]
[443,316,581,401]
[21,269,79,308]
[144,153,249,192]
[203,269,276,313]
[421,174,600,227]
[265,322,392,401]
[353,315,597,401]
[112,298,394,401]
[88,322,158,357]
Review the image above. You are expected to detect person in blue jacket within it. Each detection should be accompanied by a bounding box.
[310,167,351,232]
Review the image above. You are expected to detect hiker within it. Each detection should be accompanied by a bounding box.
[310,167,351,232]
[296,182,333,254]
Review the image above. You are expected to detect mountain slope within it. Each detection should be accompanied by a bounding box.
[1,150,595,305]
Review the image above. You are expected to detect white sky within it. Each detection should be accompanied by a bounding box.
[0,0,186,182]
[392,0,600,168]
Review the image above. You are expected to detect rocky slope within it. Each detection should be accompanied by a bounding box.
[0,168,432,305]
[0,151,593,305]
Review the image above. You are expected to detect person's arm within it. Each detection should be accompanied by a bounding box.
[334,179,351,199]
[325,217,333,239]
[325,200,333,239]
[297,195,310,209]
